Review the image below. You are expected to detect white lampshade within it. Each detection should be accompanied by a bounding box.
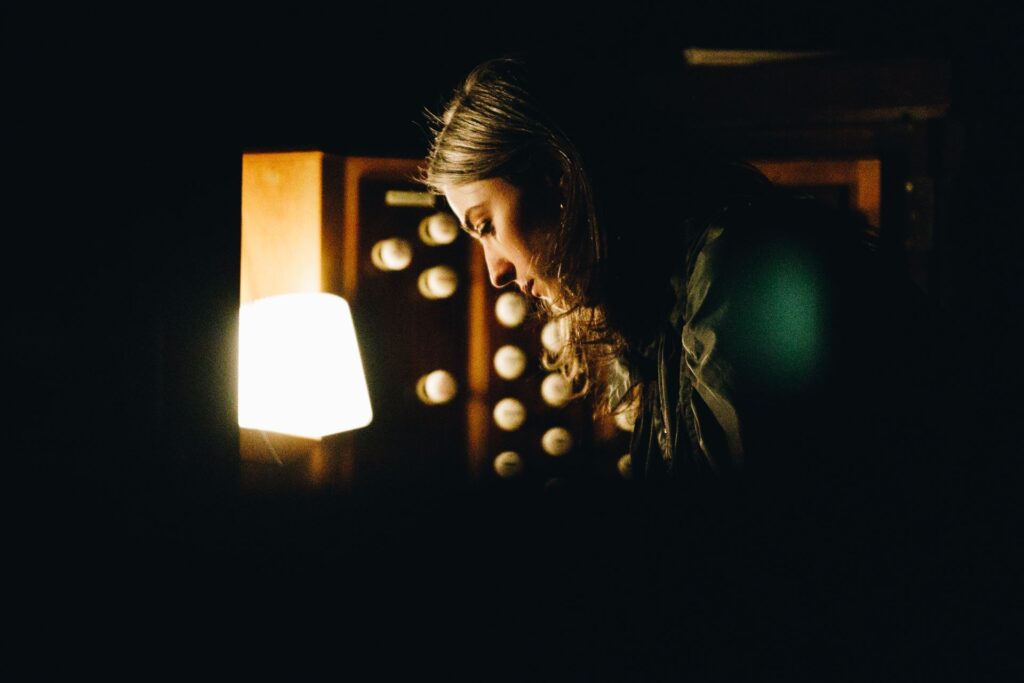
[238,292,373,439]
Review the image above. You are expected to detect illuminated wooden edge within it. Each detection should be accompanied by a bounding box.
[750,158,881,233]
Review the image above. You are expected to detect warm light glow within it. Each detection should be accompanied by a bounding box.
[238,293,372,439]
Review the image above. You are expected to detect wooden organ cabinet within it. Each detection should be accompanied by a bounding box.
[239,152,883,495]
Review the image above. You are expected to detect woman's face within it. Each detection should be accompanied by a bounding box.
[443,177,558,304]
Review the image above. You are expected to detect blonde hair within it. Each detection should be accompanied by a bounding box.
[420,55,627,413]
[422,54,774,418]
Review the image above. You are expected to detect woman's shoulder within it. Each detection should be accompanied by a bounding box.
[678,186,880,300]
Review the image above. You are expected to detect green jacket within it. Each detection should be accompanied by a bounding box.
[608,190,954,503]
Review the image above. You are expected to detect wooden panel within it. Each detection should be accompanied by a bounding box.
[752,158,882,231]
[466,246,491,477]
[344,160,471,491]
[240,152,325,303]
[239,151,355,492]
[240,153,478,495]
[672,56,950,126]
[468,264,629,488]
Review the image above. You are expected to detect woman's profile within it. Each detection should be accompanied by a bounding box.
[418,48,980,676]
[422,49,957,506]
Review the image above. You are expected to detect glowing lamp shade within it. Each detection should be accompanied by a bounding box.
[238,293,372,439]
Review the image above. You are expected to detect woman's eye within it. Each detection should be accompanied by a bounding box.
[475,221,494,236]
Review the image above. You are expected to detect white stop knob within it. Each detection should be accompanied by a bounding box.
[418,265,459,299]
[493,398,526,431]
[416,369,458,405]
[418,212,459,246]
[371,238,413,271]
[493,451,523,478]
[541,427,573,456]
[493,345,527,380]
[541,319,567,353]
[495,292,527,327]
[617,453,633,479]
[540,372,571,407]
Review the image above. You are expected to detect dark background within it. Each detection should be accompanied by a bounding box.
[7,3,1022,676]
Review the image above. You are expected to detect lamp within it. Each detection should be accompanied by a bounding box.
[238,292,372,439]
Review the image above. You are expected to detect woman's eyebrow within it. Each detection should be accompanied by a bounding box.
[460,204,485,234]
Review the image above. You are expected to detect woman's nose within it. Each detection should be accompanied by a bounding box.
[485,251,516,289]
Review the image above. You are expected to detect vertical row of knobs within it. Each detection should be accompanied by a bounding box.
[372,212,462,299]
[490,295,576,478]
[372,210,463,408]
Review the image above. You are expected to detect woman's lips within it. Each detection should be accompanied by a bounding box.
[522,279,551,303]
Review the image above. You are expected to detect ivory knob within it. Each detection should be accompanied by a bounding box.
[540,372,571,407]
[541,319,567,353]
[541,427,573,456]
[494,345,527,380]
[418,212,460,246]
[494,451,523,478]
[617,453,633,479]
[495,292,527,327]
[370,238,413,271]
[416,369,458,405]
[418,265,459,299]
[493,398,527,431]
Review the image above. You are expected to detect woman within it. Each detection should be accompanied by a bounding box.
[422,51,954,510]
[420,51,983,676]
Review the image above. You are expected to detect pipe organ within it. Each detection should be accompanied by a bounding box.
[240,153,879,495]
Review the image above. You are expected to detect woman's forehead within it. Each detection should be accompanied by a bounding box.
[443,178,521,213]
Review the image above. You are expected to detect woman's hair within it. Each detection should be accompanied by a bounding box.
[421,51,772,415]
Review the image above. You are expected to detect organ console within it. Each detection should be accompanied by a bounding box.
[240,152,883,494]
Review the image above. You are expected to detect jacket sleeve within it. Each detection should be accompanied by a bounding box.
[680,217,833,474]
